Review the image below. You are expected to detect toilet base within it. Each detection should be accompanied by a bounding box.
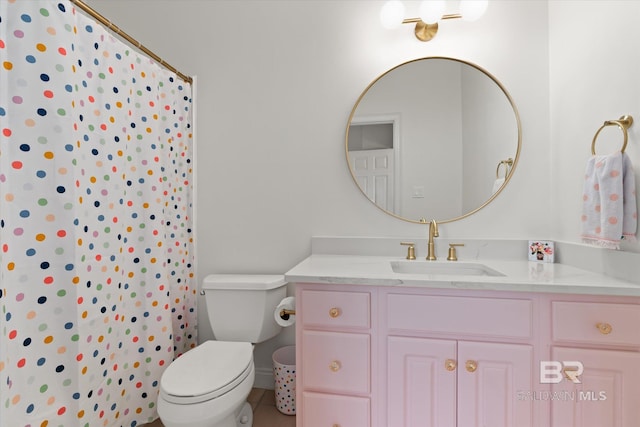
[158,363,255,427]
[207,401,253,427]
[236,402,253,427]
[159,400,253,427]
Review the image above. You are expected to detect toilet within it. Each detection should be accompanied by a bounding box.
[158,274,288,427]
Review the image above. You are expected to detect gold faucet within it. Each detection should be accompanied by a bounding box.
[426,219,439,260]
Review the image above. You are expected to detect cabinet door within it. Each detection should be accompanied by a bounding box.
[551,347,640,427]
[457,341,533,427]
[387,336,457,427]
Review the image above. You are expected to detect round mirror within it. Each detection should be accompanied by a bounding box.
[346,57,521,224]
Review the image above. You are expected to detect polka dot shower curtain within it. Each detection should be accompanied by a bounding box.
[0,1,197,426]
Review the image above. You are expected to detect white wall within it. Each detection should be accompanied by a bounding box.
[549,1,640,253]
[88,0,554,375]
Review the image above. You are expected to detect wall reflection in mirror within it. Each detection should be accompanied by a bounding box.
[346,57,522,224]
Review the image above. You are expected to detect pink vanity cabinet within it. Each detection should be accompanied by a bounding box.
[544,295,640,427]
[295,283,640,427]
[296,285,377,427]
[384,289,536,427]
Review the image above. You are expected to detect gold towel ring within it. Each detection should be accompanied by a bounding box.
[495,158,514,179]
[591,115,633,155]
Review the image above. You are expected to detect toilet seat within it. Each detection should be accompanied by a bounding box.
[160,340,253,405]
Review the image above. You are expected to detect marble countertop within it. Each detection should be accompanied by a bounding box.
[285,254,640,297]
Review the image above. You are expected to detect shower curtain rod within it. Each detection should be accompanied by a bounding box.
[69,0,193,84]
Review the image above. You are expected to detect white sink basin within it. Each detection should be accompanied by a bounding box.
[390,260,505,277]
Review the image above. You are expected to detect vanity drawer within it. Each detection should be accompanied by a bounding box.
[300,289,370,330]
[301,330,370,395]
[302,392,370,427]
[387,294,532,339]
[552,301,640,347]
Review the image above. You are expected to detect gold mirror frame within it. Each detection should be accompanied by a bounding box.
[345,57,522,224]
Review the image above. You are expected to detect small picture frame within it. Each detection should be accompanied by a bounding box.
[528,240,554,263]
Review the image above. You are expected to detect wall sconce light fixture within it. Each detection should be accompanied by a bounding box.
[380,0,488,42]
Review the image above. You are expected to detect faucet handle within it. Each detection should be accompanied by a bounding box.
[447,243,465,261]
[400,242,416,260]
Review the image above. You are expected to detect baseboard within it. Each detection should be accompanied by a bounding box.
[253,366,275,390]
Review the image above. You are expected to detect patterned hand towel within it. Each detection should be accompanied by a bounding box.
[581,151,637,249]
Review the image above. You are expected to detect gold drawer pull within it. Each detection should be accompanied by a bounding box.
[466,360,478,373]
[445,359,457,371]
[329,360,342,372]
[596,322,612,335]
[333,424,341,427]
[329,307,341,318]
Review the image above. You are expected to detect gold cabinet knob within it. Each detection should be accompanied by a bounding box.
[596,322,612,335]
[445,359,457,371]
[329,307,341,318]
[465,360,478,373]
[333,425,341,427]
[329,360,342,372]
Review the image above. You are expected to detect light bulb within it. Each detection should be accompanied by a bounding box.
[380,0,406,29]
[460,0,488,21]
[418,1,445,24]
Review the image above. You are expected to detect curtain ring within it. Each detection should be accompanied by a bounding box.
[591,115,633,155]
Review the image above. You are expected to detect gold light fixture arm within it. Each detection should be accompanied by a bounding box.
[402,14,462,42]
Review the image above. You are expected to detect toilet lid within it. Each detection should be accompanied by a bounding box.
[161,341,253,401]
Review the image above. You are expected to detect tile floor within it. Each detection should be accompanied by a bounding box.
[142,388,296,427]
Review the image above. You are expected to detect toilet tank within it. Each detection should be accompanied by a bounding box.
[202,274,288,343]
